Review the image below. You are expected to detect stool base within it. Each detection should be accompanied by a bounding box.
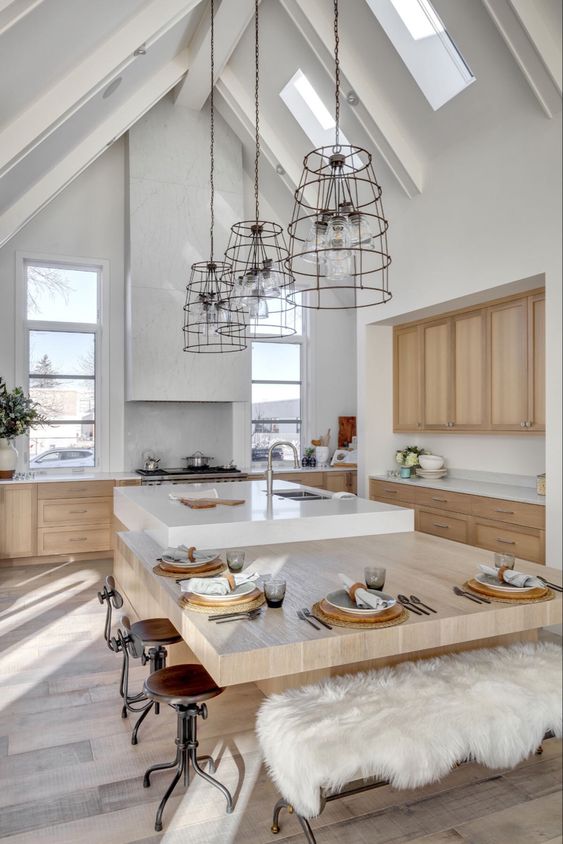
[143,703,233,831]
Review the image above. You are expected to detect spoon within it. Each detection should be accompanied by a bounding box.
[409,594,437,614]
[396,595,426,615]
[453,586,490,605]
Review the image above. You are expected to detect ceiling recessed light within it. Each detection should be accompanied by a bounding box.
[346,90,359,106]
[275,164,286,175]
[102,77,122,99]
[134,44,147,56]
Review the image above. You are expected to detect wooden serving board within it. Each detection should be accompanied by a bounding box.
[179,498,245,509]
[466,577,548,601]
[318,598,403,625]
[157,557,222,575]
[183,586,262,609]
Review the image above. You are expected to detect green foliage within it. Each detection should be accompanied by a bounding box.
[0,378,49,439]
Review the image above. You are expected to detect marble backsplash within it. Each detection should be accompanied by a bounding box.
[124,401,234,470]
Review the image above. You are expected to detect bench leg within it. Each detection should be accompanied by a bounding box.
[271,798,317,844]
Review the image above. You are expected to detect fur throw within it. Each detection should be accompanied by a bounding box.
[256,642,562,818]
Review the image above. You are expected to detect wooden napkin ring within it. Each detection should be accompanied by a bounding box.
[187,546,197,562]
[225,573,236,591]
[348,582,365,602]
[497,565,509,583]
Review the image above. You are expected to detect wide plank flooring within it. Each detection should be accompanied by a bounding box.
[0,559,561,844]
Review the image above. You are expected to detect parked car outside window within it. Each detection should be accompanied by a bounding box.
[29,448,95,468]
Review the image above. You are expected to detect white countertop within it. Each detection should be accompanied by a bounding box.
[0,471,140,486]
[369,474,545,506]
[114,479,413,549]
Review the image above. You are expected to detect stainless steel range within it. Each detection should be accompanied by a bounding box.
[136,466,248,486]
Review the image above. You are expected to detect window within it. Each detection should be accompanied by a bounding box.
[251,341,303,464]
[280,69,354,150]
[24,262,100,469]
[366,0,475,110]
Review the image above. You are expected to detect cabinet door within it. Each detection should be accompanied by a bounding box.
[489,299,528,430]
[393,326,421,431]
[324,473,348,493]
[528,294,545,431]
[0,485,37,558]
[422,319,452,429]
[453,310,487,429]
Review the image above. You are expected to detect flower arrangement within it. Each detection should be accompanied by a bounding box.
[395,445,426,468]
[0,379,48,440]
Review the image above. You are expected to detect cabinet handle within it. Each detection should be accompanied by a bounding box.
[496,538,516,545]
[70,510,87,514]
[69,537,88,542]
[384,489,398,494]
[431,496,448,502]
[433,522,449,529]
[520,421,526,428]
[495,508,514,514]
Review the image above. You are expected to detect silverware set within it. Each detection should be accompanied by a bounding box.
[538,576,563,593]
[207,608,262,624]
[452,586,491,604]
[397,594,437,615]
[297,608,332,630]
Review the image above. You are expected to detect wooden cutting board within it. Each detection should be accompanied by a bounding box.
[179,498,245,509]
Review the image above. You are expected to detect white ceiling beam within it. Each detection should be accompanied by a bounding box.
[0,0,201,179]
[216,66,301,196]
[0,49,190,249]
[482,0,562,117]
[174,0,256,109]
[509,0,562,93]
[280,0,423,198]
[0,0,45,36]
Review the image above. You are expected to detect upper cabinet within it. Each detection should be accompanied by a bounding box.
[393,290,544,434]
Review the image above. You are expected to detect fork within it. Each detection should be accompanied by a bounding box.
[302,607,332,630]
[453,586,491,605]
[297,609,321,630]
[538,576,563,593]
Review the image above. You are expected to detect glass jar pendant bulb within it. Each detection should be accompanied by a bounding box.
[183,0,247,353]
[285,0,392,310]
[219,0,297,340]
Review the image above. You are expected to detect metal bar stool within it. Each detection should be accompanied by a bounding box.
[98,576,182,744]
[142,664,234,832]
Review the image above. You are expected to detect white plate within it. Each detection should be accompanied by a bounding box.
[161,552,219,567]
[475,573,537,593]
[189,581,256,602]
[325,588,396,616]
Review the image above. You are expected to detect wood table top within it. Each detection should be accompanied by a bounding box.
[116,531,562,687]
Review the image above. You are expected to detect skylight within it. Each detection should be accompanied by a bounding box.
[366,0,475,110]
[280,69,352,149]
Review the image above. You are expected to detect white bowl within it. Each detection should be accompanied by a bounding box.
[419,454,445,470]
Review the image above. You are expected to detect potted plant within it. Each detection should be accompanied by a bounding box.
[395,445,426,478]
[0,379,48,479]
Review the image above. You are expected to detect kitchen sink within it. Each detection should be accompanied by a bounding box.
[271,490,330,501]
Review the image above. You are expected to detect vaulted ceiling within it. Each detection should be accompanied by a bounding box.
[0,0,561,249]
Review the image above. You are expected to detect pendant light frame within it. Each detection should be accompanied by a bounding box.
[219,0,297,340]
[183,0,247,353]
[285,0,392,310]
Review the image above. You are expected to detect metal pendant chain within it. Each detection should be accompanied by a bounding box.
[209,0,215,261]
[333,0,340,151]
[254,0,260,223]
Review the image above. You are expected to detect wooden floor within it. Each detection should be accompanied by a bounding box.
[0,559,561,844]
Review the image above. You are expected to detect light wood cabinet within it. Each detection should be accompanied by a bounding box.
[393,325,422,431]
[0,484,37,558]
[393,289,544,434]
[416,508,470,544]
[323,472,357,494]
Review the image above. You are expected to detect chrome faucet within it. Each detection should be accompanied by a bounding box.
[266,441,300,496]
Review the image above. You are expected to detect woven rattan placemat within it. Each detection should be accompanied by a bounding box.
[463,580,554,605]
[312,601,409,629]
[153,563,226,579]
[179,593,265,615]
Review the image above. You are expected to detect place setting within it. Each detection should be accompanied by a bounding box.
[153,544,227,578]
[455,554,558,605]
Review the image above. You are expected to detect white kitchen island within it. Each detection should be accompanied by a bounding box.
[114,479,414,549]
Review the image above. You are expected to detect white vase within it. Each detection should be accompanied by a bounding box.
[0,439,18,479]
[315,446,330,467]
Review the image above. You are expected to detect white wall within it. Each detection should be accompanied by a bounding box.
[0,141,126,471]
[358,86,561,565]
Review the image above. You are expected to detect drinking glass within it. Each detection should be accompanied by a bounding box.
[364,566,386,590]
[226,550,246,573]
[264,578,286,608]
[494,553,515,570]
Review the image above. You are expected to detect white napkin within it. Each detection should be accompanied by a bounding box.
[162,544,209,563]
[180,572,259,594]
[332,491,357,499]
[169,488,219,501]
[339,573,390,610]
[479,564,544,589]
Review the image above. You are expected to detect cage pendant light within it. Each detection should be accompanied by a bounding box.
[219,0,297,340]
[285,0,392,310]
[183,0,247,353]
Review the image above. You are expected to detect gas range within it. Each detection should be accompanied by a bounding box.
[136,466,248,485]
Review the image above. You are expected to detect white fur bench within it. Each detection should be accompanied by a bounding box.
[256,642,562,843]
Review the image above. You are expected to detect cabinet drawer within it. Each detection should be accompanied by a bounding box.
[38,527,112,556]
[416,487,472,515]
[369,480,416,505]
[276,472,325,488]
[471,496,544,529]
[472,518,544,564]
[416,508,469,544]
[38,480,114,500]
[38,497,112,527]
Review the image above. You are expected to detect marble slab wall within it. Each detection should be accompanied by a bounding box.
[127,95,250,402]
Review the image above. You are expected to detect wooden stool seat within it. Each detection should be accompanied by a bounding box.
[131,618,182,646]
[144,664,223,706]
